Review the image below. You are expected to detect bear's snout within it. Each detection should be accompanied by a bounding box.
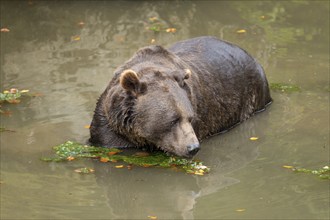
[187,143,200,157]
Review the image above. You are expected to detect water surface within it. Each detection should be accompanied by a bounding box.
[1,1,329,219]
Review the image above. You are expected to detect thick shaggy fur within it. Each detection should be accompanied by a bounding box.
[89,36,272,157]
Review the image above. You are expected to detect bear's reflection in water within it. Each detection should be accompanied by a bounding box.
[94,111,270,219]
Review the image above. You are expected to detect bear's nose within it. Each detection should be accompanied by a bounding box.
[187,143,200,156]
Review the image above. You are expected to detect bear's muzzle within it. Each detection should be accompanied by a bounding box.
[187,143,200,157]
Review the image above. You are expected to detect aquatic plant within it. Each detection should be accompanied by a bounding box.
[283,165,330,180]
[42,141,210,175]
[0,88,30,104]
[0,88,32,131]
[293,166,330,180]
[270,83,300,92]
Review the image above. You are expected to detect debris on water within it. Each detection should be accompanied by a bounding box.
[108,151,119,156]
[149,17,158,22]
[270,83,300,92]
[100,157,109,163]
[236,29,246,33]
[283,164,329,179]
[66,156,75,161]
[1,28,10,32]
[77,21,85,27]
[74,167,95,174]
[249,137,259,141]
[71,35,81,41]
[165,28,176,33]
[41,141,210,175]
[0,88,28,103]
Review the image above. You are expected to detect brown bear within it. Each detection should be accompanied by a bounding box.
[89,36,272,158]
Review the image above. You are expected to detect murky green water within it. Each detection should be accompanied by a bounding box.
[1,1,329,219]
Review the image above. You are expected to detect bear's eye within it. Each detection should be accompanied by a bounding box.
[170,117,180,126]
[188,117,193,123]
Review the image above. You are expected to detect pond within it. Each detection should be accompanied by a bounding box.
[0,1,329,219]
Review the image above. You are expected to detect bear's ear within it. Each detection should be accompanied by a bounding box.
[173,69,191,87]
[184,69,191,80]
[120,69,147,95]
[120,69,139,92]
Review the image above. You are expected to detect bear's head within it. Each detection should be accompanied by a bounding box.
[112,67,200,158]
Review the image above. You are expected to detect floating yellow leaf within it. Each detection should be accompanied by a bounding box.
[100,157,109,163]
[149,17,158,22]
[148,216,157,220]
[84,125,90,129]
[236,29,246,34]
[115,165,124,168]
[20,90,30,93]
[283,165,294,169]
[249,137,259,141]
[236,209,246,212]
[71,35,81,41]
[142,164,152,168]
[67,156,75,161]
[3,90,9,94]
[150,39,156,44]
[166,28,176,33]
[194,171,204,176]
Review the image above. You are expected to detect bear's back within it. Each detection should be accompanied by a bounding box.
[168,36,256,78]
